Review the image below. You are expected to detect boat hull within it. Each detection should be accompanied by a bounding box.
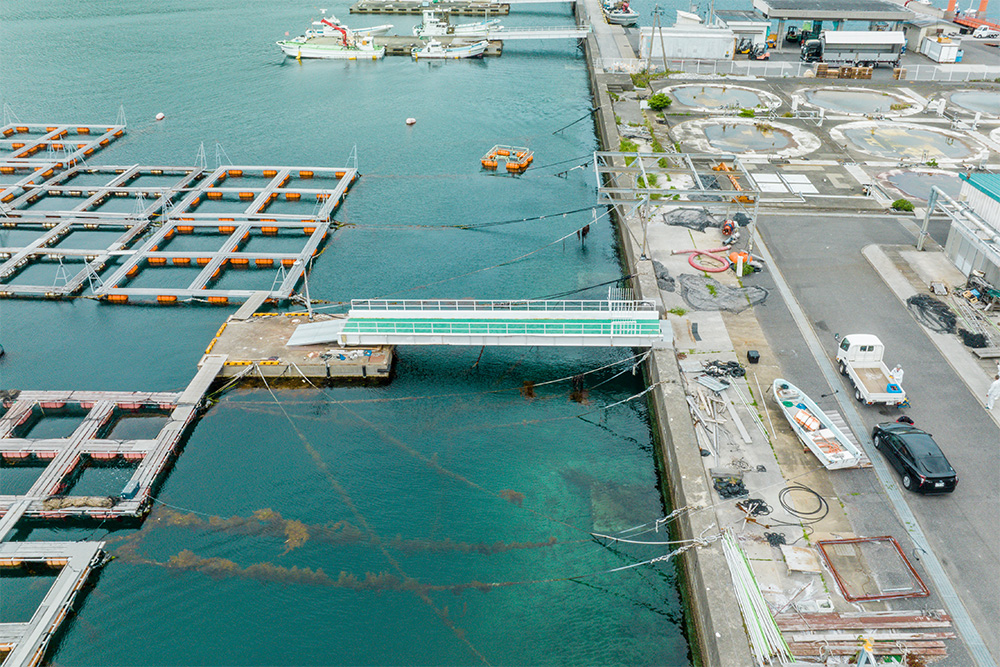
[412,41,489,59]
[772,378,864,469]
[276,41,386,60]
[603,10,639,26]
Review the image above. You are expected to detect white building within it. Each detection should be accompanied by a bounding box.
[944,174,1000,285]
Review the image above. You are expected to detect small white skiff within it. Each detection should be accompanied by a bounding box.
[773,379,863,470]
[602,2,639,26]
[412,39,488,59]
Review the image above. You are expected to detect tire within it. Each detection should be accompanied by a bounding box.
[839,361,847,377]
[873,434,881,449]
[855,387,863,402]
[902,473,914,490]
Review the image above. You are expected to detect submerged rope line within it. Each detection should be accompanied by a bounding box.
[218,351,651,409]
[374,202,636,300]
[254,364,492,666]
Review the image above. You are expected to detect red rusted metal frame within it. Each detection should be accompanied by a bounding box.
[816,536,930,602]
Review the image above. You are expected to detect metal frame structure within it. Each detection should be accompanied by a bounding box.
[816,536,930,602]
[1,148,357,301]
[0,122,125,166]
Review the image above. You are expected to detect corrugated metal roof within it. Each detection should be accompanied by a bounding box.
[962,173,1000,203]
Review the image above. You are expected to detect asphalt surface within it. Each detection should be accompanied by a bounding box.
[752,212,999,665]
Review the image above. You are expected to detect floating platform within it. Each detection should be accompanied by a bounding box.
[375,35,503,56]
[352,0,510,14]
[0,122,125,167]
[1,140,358,302]
[0,360,223,524]
[205,311,394,382]
[0,541,106,667]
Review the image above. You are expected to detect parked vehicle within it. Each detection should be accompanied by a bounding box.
[836,334,906,406]
[785,26,801,43]
[972,25,1000,39]
[871,422,958,493]
[800,30,904,67]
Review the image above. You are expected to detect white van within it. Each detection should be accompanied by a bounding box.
[972,25,1000,38]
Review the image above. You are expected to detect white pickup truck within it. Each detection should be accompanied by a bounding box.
[836,334,907,406]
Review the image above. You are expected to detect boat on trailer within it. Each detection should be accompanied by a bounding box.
[772,378,864,470]
[412,39,489,59]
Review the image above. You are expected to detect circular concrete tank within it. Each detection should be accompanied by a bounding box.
[878,168,963,202]
[830,122,987,163]
[663,84,782,113]
[948,90,1000,117]
[798,86,922,116]
[670,118,820,158]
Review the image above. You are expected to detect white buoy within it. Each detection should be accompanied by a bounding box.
[405,117,417,126]
[155,112,165,121]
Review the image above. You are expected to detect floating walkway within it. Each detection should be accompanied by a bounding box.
[287,298,668,347]
[0,359,222,525]
[1,125,358,302]
[0,541,106,667]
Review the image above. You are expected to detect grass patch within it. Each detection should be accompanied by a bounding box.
[738,108,755,118]
[667,307,687,316]
[891,198,914,212]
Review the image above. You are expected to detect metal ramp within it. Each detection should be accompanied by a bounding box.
[287,298,666,347]
[816,400,871,468]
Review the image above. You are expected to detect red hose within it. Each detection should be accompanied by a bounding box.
[673,247,731,273]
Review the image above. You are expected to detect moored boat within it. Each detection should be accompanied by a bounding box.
[772,378,864,469]
[412,39,489,59]
[276,15,387,60]
[602,1,639,26]
[413,10,503,38]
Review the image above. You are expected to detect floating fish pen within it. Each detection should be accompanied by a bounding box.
[0,358,224,524]
[0,122,125,167]
[481,145,533,173]
[351,0,510,15]
[1,125,358,303]
[0,541,107,667]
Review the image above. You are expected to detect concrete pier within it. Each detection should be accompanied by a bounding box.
[206,313,394,382]
[352,0,510,14]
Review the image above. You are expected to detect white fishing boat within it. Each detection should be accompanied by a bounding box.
[276,14,387,60]
[412,39,489,59]
[602,1,640,26]
[772,379,864,470]
[413,10,503,38]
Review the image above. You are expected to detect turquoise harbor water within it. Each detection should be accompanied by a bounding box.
[0,1,692,665]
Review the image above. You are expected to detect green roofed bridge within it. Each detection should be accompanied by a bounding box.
[286,298,669,347]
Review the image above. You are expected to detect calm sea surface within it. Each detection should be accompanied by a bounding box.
[0,1,692,664]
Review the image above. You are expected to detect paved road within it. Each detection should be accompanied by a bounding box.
[753,213,999,665]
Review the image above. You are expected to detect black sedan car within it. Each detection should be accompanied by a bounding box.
[871,422,958,494]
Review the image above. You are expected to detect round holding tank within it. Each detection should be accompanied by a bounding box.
[830,121,987,163]
[662,84,782,112]
[799,86,922,116]
[878,169,963,202]
[947,90,1000,117]
[670,118,820,158]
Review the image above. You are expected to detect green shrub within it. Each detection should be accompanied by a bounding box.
[738,108,755,118]
[648,93,672,111]
[891,198,914,212]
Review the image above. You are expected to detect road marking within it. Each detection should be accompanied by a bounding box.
[754,233,995,667]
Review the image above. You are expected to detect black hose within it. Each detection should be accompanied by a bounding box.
[778,483,829,525]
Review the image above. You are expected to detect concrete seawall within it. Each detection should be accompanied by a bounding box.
[576,2,754,664]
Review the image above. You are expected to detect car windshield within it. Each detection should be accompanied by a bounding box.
[903,432,942,456]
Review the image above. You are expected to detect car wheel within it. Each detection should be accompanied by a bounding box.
[839,361,847,377]
[902,474,914,490]
[855,387,863,402]
[873,434,881,449]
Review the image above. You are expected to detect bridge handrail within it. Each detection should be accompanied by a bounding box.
[350,298,657,313]
[344,318,660,336]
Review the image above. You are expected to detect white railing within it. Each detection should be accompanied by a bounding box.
[597,58,808,78]
[597,58,1000,82]
[903,64,1000,82]
[350,298,657,312]
[344,319,662,336]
